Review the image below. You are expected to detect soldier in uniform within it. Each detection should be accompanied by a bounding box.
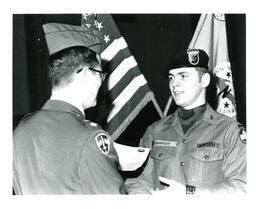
[13,23,124,194]
[124,49,246,194]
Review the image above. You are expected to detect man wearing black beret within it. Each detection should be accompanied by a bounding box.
[125,48,246,194]
[13,23,124,194]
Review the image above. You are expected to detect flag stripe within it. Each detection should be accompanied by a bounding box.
[108,56,137,90]
[107,74,148,122]
[104,67,142,105]
[81,14,161,141]
[107,85,153,134]
[101,37,128,62]
[103,47,132,74]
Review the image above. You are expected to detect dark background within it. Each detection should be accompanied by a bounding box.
[13,14,246,146]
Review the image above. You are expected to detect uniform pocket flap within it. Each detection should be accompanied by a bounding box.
[151,147,176,160]
[190,147,224,162]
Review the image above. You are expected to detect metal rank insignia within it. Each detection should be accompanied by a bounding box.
[95,133,110,154]
[187,48,200,65]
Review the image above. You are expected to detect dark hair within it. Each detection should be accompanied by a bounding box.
[194,67,217,108]
[48,46,98,87]
[195,67,208,80]
[197,68,218,109]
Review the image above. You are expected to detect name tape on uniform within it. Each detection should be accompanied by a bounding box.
[154,140,177,147]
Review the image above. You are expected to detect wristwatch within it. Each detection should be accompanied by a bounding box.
[186,185,196,194]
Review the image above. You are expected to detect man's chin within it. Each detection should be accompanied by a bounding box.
[175,101,185,107]
[89,101,97,108]
[92,100,97,107]
[83,100,97,110]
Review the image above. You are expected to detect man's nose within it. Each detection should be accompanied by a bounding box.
[171,78,180,87]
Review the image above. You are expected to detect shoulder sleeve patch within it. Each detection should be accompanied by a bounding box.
[95,132,111,154]
[239,127,246,144]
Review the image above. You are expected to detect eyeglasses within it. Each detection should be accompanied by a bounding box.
[77,67,108,81]
[88,67,108,81]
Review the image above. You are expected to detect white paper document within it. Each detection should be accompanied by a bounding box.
[113,142,151,171]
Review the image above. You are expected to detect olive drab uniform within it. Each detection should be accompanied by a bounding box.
[13,100,124,194]
[125,104,246,193]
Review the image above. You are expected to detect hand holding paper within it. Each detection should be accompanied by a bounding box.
[113,142,150,171]
[151,176,186,195]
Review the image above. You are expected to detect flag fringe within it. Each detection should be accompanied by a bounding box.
[110,91,155,141]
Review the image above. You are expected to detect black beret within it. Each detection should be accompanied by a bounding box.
[167,48,209,72]
[42,23,103,55]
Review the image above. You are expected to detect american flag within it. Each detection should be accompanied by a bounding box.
[81,14,163,141]
[189,14,237,119]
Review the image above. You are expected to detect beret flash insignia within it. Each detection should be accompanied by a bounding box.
[95,133,110,154]
[187,48,200,65]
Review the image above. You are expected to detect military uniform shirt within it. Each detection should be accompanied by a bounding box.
[125,104,246,193]
[13,100,124,194]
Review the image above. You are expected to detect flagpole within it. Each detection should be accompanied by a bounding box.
[163,95,173,116]
[152,96,164,118]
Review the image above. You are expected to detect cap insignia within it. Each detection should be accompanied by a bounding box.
[187,48,200,65]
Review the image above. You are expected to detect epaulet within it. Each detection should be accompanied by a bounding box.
[160,113,175,124]
[74,113,100,129]
[149,114,174,132]
[21,113,33,120]
[20,111,39,121]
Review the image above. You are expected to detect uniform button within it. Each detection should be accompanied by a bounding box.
[180,161,184,166]
[158,153,163,158]
[182,137,188,143]
[204,155,209,160]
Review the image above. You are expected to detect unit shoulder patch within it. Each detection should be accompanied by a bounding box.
[95,132,110,154]
[239,127,246,144]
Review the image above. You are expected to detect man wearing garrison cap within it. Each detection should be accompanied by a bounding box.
[125,48,246,194]
[13,23,124,194]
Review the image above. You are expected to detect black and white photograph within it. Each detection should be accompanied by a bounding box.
[2,0,255,208]
[12,13,246,195]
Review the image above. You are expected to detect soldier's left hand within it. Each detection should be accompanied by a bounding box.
[151,177,186,195]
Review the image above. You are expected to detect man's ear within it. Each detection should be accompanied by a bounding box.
[74,66,88,84]
[201,73,210,88]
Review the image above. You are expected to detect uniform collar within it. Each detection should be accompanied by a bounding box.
[42,100,85,119]
[201,104,220,125]
[172,103,220,125]
[177,103,207,120]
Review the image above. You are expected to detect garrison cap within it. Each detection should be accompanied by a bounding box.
[167,48,209,72]
[42,23,103,55]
